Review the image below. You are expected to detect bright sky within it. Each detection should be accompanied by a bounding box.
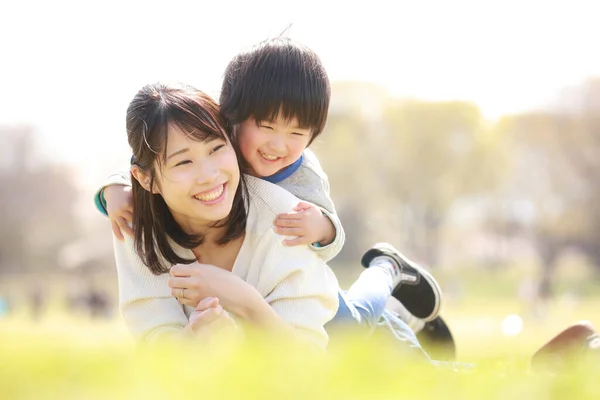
[2,0,600,195]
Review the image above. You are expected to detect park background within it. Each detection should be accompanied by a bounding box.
[1,1,599,398]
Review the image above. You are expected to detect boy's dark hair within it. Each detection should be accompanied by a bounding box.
[126,82,248,275]
[220,37,330,145]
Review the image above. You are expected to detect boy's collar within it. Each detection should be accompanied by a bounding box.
[262,155,303,184]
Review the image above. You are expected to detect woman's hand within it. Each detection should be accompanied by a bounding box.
[170,263,306,343]
[186,297,238,335]
[185,297,242,345]
[168,263,263,320]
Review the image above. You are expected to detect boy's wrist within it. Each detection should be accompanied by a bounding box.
[317,214,336,246]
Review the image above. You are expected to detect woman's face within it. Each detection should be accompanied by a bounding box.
[152,124,240,233]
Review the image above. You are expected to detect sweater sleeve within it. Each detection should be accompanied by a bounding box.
[308,181,346,263]
[255,236,339,351]
[112,235,189,342]
[93,169,132,216]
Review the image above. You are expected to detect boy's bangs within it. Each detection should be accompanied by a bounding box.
[250,80,327,131]
[255,101,319,131]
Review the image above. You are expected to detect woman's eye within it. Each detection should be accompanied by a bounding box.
[175,160,191,167]
[211,144,225,154]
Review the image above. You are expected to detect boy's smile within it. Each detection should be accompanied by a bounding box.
[238,116,312,178]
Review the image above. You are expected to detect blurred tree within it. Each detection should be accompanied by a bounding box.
[0,126,80,273]
[496,78,600,295]
[378,100,503,267]
[315,82,509,268]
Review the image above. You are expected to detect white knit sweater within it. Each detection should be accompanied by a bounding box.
[113,175,340,350]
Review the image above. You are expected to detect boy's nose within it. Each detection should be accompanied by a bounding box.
[267,138,286,153]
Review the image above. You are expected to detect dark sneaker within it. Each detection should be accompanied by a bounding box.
[417,316,457,361]
[531,321,599,374]
[361,243,442,321]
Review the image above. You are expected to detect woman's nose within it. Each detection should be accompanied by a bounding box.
[194,160,219,184]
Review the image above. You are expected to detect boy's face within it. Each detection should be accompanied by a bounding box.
[238,115,312,178]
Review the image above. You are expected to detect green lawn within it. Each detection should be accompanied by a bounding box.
[1,299,598,400]
[2,262,599,399]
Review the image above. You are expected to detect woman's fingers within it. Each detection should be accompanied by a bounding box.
[168,277,191,289]
[179,298,198,308]
[189,303,223,330]
[178,296,219,311]
[197,297,219,311]
[170,263,200,277]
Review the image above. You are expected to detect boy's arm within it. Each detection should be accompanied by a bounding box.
[276,150,346,263]
[306,177,346,263]
[93,170,132,216]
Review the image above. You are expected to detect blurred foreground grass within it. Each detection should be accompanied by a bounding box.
[2,262,599,399]
[1,310,599,400]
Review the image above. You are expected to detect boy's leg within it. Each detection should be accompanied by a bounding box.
[341,256,398,329]
[386,296,457,361]
[376,310,477,373]
[328,243,443,333]
[325,258,412,333]
[326,290,363,326]
[361,243,442,321]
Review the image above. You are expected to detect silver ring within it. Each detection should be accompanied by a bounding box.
[181,287,186,300]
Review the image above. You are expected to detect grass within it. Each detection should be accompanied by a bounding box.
[1,262,599,399]
[1,301,599,400]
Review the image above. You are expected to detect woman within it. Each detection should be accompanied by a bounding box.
[114,82,339,350]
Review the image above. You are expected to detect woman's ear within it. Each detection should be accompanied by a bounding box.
[131,165,160,194]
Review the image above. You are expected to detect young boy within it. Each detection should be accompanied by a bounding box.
[95,37,443,335]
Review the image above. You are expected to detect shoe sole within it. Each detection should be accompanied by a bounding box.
[417,316,456,361]
[391,263,441,322]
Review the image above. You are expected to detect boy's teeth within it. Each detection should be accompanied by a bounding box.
[260,151,278,160]
[194,185,224,201]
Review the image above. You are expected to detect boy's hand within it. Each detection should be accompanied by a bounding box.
[273,201,336,247]
[103,185,134,241]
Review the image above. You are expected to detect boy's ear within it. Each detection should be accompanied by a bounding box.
[131,165,160,194]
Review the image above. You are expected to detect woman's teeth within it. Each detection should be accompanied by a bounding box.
[260,151,278,161]
[194,184,224,201]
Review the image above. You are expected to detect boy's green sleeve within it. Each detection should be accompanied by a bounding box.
[93,170,132,217]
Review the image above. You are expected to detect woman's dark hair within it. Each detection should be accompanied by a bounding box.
[219,37,330,146]
[127,82,248,275]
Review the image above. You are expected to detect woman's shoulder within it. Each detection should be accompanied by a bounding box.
[241,175,302,241]
[245,175,301,215]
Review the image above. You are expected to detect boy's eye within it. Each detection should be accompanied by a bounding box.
[291,132,306,136]
[260,125,274,131]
